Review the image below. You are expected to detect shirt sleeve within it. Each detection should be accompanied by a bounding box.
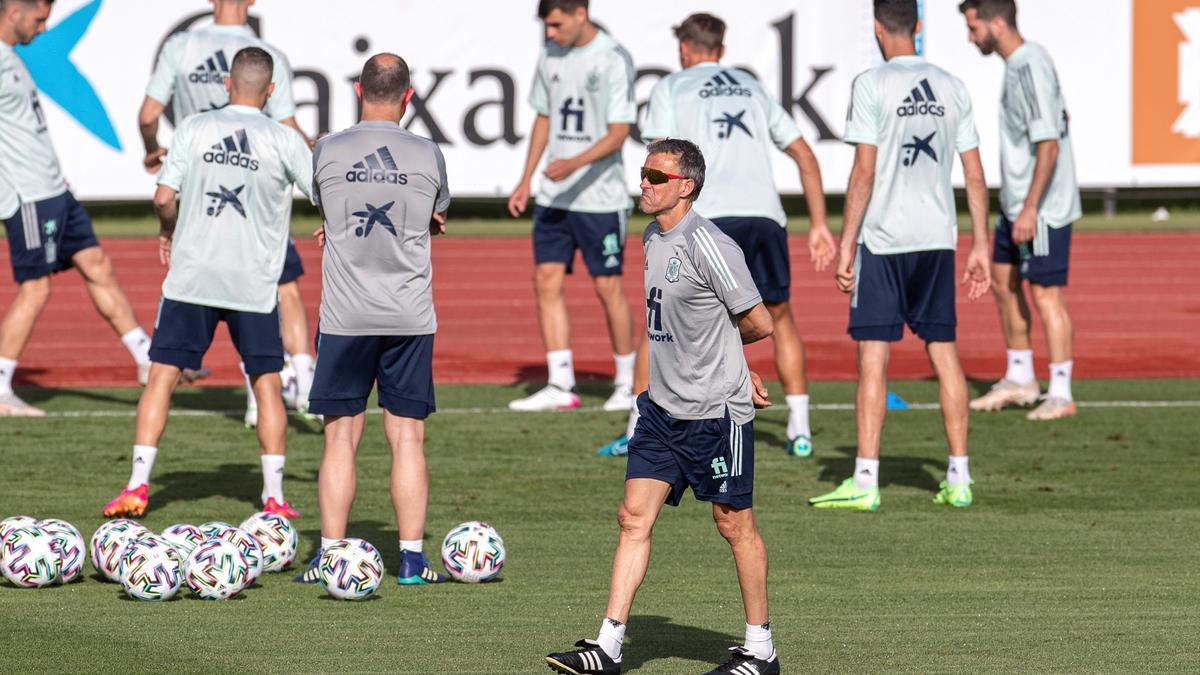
[284,127,314,203]
[954,79,981,153]
[145,35,182,105]
[604,46,637,124]
[1014,53,1061,144]
[640,77,676,142]
[263,47,298,122]
[156,118,191,190]
[842,71,880,146]
[528,52,550,116]
[691,226,761,315]
[310,136,326,206]
[765,92,803,150]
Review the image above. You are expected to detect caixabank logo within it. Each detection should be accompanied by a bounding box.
[1133,0,1200,164]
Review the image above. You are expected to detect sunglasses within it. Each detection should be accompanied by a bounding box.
[640,167,688,185]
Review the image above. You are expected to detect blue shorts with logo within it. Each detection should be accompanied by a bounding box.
[626,392,755,510]
[532,205,626,276]
[712,217,791,304]
[993,215,1071,287]
[278,238,305,284]
[3,192,100,282]
[149,298,284,375]
[849,245,956,343]
[308,333,436,419]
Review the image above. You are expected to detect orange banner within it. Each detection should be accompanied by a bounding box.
[1133,0,1200,164]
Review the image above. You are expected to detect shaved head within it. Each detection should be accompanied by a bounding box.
[229,46,273,98]
[359,52,410,104]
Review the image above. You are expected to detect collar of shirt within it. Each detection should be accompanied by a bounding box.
[355,120,402,129]
[887,54,924,65]
[654,207,697,239]
[226,104,265,115]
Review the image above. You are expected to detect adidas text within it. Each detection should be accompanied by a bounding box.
[345,169,408,184]
[897,101,945,117]
[203,149,259,171]
[700,85,752,98]
[188,71,224,84]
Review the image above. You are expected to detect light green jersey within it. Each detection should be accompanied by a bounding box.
[0,41,66,219]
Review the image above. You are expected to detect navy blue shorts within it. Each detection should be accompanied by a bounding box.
[993,215,1071,287]
[3,192,100,282]
[532,206,626,276]
[308,333,436,419]
[626,393,754,510]
[278,238,304,284]
[149,298,283,374]
[712,217,791,304]
[848,245,956,343]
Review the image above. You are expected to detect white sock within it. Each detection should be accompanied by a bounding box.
[399,539,423,554]
[320,536,338,551]
[291,352,315,401]
[0,357,16,395]
[1047,360,1073,401]
[121,327,152,365]
[744,621,774,660]
[613,352,636,390]
[242,363,258,410]
[127,445,157,489]
[785,394,811,439]
[1005,349,1035,385]
[547,349,575,391]
[625,402,640,440]
[260,454,285,503]
[947,455,971,487]
[597,618,625,660]
[854,457,880,490]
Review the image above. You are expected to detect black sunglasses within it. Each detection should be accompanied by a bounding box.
[640,167,688,185]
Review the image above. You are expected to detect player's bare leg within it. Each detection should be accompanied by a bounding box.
[597,338,648,457]
[1027,283,1076,420]
[318,413,367,539]
[972,262,1040,411]
[385,412,446,584]
[713,504,769,624]
[510,262,581,411]
[593,273,635,411]
[251,371,287,456]
[767,301,813,457]
[103,362,182,516]
[810,340,887,510]
[277,279,316,413]
[0,277,50,416]
[72,246,158,385]
[926,340,975,506]
[604,478,672,623]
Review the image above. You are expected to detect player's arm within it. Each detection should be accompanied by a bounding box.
[1011,57,1064,244]
[735,303,774,344]
[141,37,181,174]
[783,138,834,270]
[153,185,178,266]
[960,147,991,300]
[431,144,451,236]
[543,121,631,181]
[1011,139,1058,243]
[280,117,314,149]
[138,97,168,173]
[508,114,550,217]
[835,143,876,294]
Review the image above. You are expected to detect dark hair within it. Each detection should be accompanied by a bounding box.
[874,0,918,36]
[673,13,725,52]
[537,0,586,19]
[646,138,706,201]
[230,47,274,92]
[958,0,1017,28]
[360,53,411,104]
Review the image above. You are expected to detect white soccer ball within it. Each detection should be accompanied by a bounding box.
[90,519,149,582]
[1,515,38,546]
[185,540,250,600]
[160,524,205,560]
[441,521,506,583]
[119,534,182,601]
[217,527,264,586]
[38,518,85,584]
[198,521,235,541]
[319,538,384,600]
[1,525,61,588]
[238,512,298,572]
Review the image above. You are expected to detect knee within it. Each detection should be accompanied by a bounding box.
[77,252,115,285]
[592,276,622,303]
[1028,285,1059,312]
[18,278,52,306]
[616,502,653,542]
[990,275,1017,298]
[713,510,755,545]
[534,267,563,298]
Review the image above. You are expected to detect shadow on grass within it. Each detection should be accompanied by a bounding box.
[622,615,740,672]
[511,367,615,394]
[150,463,315,516]
[298,519,435,572]
[816,446,943,492]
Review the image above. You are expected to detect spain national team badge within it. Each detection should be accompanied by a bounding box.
[665,257,682,283]
[585,70,601,93]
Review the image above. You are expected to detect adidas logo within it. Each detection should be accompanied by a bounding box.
[203,129,259,171]
[604,255,619,268]
[345,146,408,184]
[699,69,752,99]
[719,481,728,494]
[896,78,945,117]
[188,49,230,84]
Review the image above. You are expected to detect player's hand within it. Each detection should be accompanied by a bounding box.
[144,148,168,174]
[313,226,325,248]
[1013,208,1037,244]
[962,242,992,301]
[808,223,836,272]
[157,235,172,266]
[430,212,446,236]
[543,158,577,182]
[507,182,530,218]
[834,247,856,294]
[750,371,770,409]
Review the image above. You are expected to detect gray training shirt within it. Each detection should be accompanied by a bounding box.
[312,121,450,336]
[643,208,762,424]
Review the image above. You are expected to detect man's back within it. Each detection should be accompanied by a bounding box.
[157,105,311,313]
[642,64,799,225]
[0,41,65,218]
[844,56,979,254]
[313,122,450,336]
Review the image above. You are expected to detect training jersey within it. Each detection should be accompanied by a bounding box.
[843,55,979,254]
[146,24,297,122]
[999,42,1081,229]
[157,105,312,313]
[0,41,66,220]
[529,30,636,214]
[643,209,761,425]
[312,121,450,336]
[642,62,802,226]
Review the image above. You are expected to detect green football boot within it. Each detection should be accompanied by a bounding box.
[808,477,881,511]
[933,480,974,508]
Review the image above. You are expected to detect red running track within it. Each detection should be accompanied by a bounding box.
[1,232,1197,387]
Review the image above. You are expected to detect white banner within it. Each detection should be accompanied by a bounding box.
[15,0,1194,201]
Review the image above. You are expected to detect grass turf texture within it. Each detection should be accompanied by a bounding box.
[0,379,1197,672]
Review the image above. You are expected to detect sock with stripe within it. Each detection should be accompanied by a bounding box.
[613,352,636,390]
[0,357,16,395]
[854,457,880,490]
[1005,349,1035,385]
[121,328,152,365]
[547,349,575,391]
[596,617,625,660]
[744,621,774,660]
[260,454,285,503]
[1047,360,1073,401]
[785,394,810,439]
[946,455,971,487]
[127,445,156,489]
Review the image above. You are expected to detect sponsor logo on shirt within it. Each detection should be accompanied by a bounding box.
[352,201,397,238]
[713,110,753,139]
[204,129,259,170]
[346,146,408,184]
[896,78,945,117]
[646,286,675,342]
[901,131,938,167]
[699,70,752,98]
[189,49,230,84]
[205,184,246,218]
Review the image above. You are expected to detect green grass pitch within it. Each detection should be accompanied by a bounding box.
[0,379,1197,672]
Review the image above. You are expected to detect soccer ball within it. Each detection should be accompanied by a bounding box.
[217,527,264,586]
[160,524,205,560]
[239,512,298,572]
[38,519,85,584]
[185,540,249,600]
[440,521,506,583]
[1,526,61,588]
[119,534,182,601]
[318,538,384,600]
[90,519,149,582]
[0,515,38,545]
[198,521,235,540]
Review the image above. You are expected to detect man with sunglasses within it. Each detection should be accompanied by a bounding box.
[545,139,779,675]
[507,0,637,414]
[598,12,835,461]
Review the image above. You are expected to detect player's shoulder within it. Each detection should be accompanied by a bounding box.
[681,212,734,258]
[1011,41,1056,68]
[159,30,191,53]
